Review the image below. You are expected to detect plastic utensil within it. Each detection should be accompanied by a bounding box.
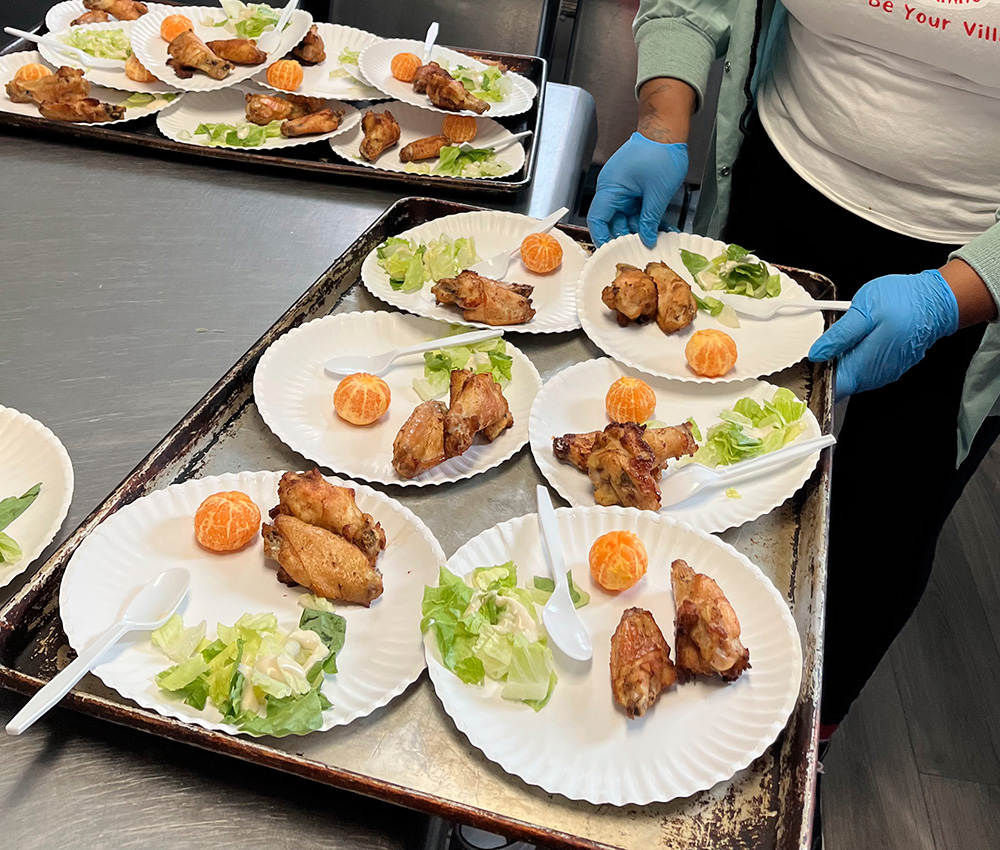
[255,0,298,54]
[536,486,592,663]
[324,328,503,377]
[713,293,851,320]
[469,206,569,279]
[456,130,532,155]
[660,435,836,508]
[421,21,439,62]
[5,568,190,736]
[4,26,122,69]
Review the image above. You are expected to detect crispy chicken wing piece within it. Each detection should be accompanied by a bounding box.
[38,97,125,122]
[167,31,233,80]
[602,263,658,326]
[71,10,111,25]
[411,61,451,93]
[399,134,449,162]
[272,470,386,565]
[360,109,401,161]
[83,0,147,20]
[611,607,677,718]
[245,92,326,124]
[431,271,535,326]
[291,24,326,65]
[671,559,751,683]
[645,261,697,334]
[262,514,383,606]
[554,422,697,474]
[6,66,89,104]
[281,107,343,137]
[205,38,268,66]
[392,400,448,479]
[587,423,661,510]
[443,369,514,457]
[426,72,490,114]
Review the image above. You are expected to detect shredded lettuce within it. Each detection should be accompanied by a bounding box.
[413,337,511,400]
[435,146,509,177]
[441,62,512,103]
[376,234,479,292]
[194,120,283,148]
[338,47,360,66]
[680,244,782,300]
[60,28,131,60]
[530,572,590,609]
[214,1,280,38]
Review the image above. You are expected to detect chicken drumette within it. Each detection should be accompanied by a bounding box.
[281,107,343,137]
[399,134,450,163]
[610,607,677,718]
[602,261,696,335]
[431,271,535,326]
[83,0,147,20]
[425,72,490,114]
[392,400,448,480]
[71,10,111,25]
[443,369,514,457]
[38,97,124,122]
[245,92,326,124]
[6,66,89,104]
[291,24,326,65]
[167,31,234,80]
[359,109,401,161]
[205,38,267,66]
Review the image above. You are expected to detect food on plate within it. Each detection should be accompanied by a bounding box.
[291,24,325,65]
[266,58,304,91]
[38,97,125,122]
[152,600,346,737]
[399,134,450,163]
[193,119,284,146]
[167,31,234,80]
[333,372,391,426]
[530,571,590,608]
[411,336,511,401]
[441,113,477,143]
[359,109,400,161]
[402,145,510,178]
[71,10,111,25]
[390,51,422,82]
[432,271,535,326]
[193,490,261,553]
[280,107,344,137]
[0,483,41,565]
[552,421,697,510]
[426,71,489,114]
[124,54,158,83]
[5,65,124,123]
[205,38,268,66]
[602,261,696,335]
[421,561,565,709]
[13,64,53,83]
[589,530,648,592]
[685,329,737,377]
[160,13,194,43]
[447,61,512,103]
[262,471,384,606]
[605,376,656,425]
[375,234,479,293]
[671,559,750,683]
[83,0,148,21]
[59,27,132,61]
[610,607,677,718]
[520,232,563,274]
[245,91,325,124]
[680,243,781,300]
[392,400,447,479]
[411,61,449,93]
[214,1,280,39]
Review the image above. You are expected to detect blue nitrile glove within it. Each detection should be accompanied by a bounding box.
[587,133,689,249]
[808,269,959,400]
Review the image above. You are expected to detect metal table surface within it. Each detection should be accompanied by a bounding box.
[0,83,595,849]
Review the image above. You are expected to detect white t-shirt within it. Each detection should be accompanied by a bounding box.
[758,0,1000,243]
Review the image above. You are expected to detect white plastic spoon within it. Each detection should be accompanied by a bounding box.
[469,206,569,280]
[422,21,440,63]
[255,0,298,55]
[711,293,851,320]
[324,328,502,377]
[4,26,121,70]
[456,129,532,155]
[5,568,191,736]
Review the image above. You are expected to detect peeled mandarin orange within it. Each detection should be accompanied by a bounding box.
[441,114,478,143]
[334,372,391,426]
[605,376,657,424]
[390,52,422,82]
[194,491,261,553]
[589,531,648,592]
[685,329,738,378]
[266,59,304,91]
[160,14,194,43]
[13,63,51,83]
[520,232,563,274]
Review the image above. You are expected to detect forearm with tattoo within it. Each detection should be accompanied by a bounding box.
[637,78,698,145]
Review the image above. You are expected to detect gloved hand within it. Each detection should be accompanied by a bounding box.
[808,269,959,399]
[587,133,689,249]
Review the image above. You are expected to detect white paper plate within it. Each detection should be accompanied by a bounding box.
[45,1,169,35]
[131,5,312,92]
[426,506,802,804]
[358,38,535,118]
[327,100,525,181]
[59,471,445,736]
[252,22,384,100]
[528,358,823,533]
[0,406,74,589]
[361,211,587,334]
[0,51,181,125]
[577,232,825,383]
[254,312,542,487]
[38,21,183,94]
[156,84,359,150]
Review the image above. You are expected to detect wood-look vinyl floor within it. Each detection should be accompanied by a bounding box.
[824,442,1000,850]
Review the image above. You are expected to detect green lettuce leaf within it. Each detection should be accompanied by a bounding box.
[151,614,207,663]
[237,686,329,737]
[0,483,41,532]
[531,571,590,608]
[298,608,347,674]
[0,532,21,564]
[501,634,556,704]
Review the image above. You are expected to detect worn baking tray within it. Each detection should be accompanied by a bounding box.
[0,196,834,850]
[0,29,546,196]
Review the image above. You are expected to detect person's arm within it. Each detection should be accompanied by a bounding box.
[636,77,697,145]
[940,258,998,327]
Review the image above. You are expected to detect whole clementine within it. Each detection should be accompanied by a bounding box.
[685,329,738,378]
[520,232,563,274]
[13,63,51,83]
[334,372,391,425]
[266,59,304,91]
[194,491,261,553]
[605,376,657,424]
[160,14,194,43]
[390,52,422,82]
[589,531,648,592]
[441,114,478,143]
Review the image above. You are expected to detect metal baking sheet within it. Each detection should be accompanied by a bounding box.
[0,197,834,850]
[0,30,546,196]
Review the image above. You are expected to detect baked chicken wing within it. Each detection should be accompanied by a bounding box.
[602,263,657,326]
[291,24,326,65]
[205,38,267,66]
[392,400,448,479]
[167,31,234,81]
[71,10,111,25]
[443,369,513,457]
[6,66,89,104]
[645,261,697,334]
[426,72,490,114]
[245,92,325,124]
[399,134,449,163]
[38,97,124,122]
[360,109,401,161]
[587,423,662,511]
[83,0,147,20]
[610,607,677,718]
[411,61,451,93]
[431,271,535,326]
[281,107,343,137]
[554,422,697,474]
[262,514,383,606]
[671,559,751,683]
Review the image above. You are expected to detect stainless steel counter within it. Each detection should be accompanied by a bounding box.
[0,83,595,849]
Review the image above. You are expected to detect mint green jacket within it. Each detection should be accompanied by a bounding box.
[633,0,1000,461]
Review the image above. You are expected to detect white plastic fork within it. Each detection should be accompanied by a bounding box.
[4,26,122,70]
[711,293,851,320]
[324,328,502,377]
[255,0,298,55]
[469,206,569,280]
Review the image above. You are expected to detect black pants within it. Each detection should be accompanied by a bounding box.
[723,114,1000,724]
